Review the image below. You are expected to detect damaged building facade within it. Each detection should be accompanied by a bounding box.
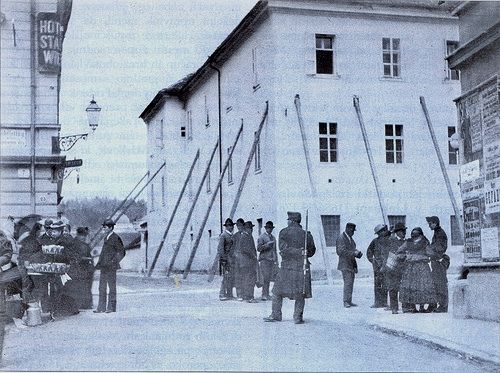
[140,0,462,277]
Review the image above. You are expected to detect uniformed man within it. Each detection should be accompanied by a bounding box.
[257,221,278,301]
[217,218,235,301]
[264,211,316,324]
[336,222,362,308]
[366,224,391,309]
[239,221,258,302]
[426,216,449,313]
[233,218,245,300]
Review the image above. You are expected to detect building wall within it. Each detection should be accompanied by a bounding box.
[0,0,69,222]
[144,2,462,276]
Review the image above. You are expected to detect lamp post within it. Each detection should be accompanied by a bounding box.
[58,96,101,151]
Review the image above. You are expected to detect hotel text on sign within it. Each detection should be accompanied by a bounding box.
[37,13,64,74]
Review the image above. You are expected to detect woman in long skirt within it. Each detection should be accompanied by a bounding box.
[397,227,437,312]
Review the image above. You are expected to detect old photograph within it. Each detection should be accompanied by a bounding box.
[0,0,499,371]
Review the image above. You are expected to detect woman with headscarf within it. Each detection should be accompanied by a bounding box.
[397,227,437,313]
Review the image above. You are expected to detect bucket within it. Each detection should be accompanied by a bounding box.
[25,302,42,326]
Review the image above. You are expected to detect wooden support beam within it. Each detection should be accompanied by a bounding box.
[147,150,200,277]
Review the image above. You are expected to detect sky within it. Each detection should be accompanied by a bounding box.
[59,0,257,200]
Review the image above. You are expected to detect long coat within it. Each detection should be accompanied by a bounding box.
[336,232,358,273]
[427,226,448,296]
[366,235,391,273]
[95,232,125,270]
[257,232,277,262]
[273,222,316,299]
[217,231,234,263]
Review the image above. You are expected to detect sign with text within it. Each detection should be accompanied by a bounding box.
[37,13,64,74]
[63,159,83,168]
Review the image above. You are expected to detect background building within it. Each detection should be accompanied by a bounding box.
[140,0,462,277]
[0,0,72,223]
[447,1,500,322]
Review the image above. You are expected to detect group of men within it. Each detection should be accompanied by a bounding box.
[218,218,278,302]
[336,216,449,313]
[217,211,316,324]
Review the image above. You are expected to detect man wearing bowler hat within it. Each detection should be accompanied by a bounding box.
[426,216,449,313]
[336,222,362,308]
[264,212,316,324]
[218,218,235,301]
[257,221,278,301]
[94,219,125,313]
[366,224,391,309]
[239,221,258,302]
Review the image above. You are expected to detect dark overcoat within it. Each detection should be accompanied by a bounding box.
[273,222,316,299]
[366,235,391,273]
[336,232,358,273]
[426,226,448,295]
[95,232,125,270]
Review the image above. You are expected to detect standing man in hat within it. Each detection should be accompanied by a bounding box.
[233,218,245,300]
[366,224,391,309]
[264,212,316,324]
[218,218,235,301]
[94,219,125,313]
[426,216,449,313]
[239,221,258,302]
[257,221,278,301]
[387,222,407,313]
[74,227,94,309]
[336,223,362,308]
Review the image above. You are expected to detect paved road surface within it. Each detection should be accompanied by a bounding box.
[1,275,491,371]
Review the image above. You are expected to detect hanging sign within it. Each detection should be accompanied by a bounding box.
[37,13,64,74]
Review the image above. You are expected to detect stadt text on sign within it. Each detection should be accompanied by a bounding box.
[37,13,64,74]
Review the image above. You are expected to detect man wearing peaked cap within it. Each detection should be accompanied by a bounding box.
[218,218,235,301]
[426,216,449,313]
[367,224,391,309]
[264,212,316,324]
[257,221,278,301]
[336,223,362,308]
[94,218,125,313]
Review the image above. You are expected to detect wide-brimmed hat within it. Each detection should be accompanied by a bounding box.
[223,218,234,227]
[392,222,407,232]
[287,211,301,223]
[346,222,356,231]
[49,220,65,230]
[426,216,440,225]
[374,224,387,234]
[102,219,115,227]
[236,218,245,225]
[265,221,275,229]
[244,221,255,229]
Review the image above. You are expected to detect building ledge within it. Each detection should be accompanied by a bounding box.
[0,155,65,166]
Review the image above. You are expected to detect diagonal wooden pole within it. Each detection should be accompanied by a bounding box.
[147,150,200,277]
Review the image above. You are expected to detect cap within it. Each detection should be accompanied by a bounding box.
[223,218,234,227]
[393,222,407,232]
[374,224,387,234]
[287,211,301,223]
[265,221,275,228]
[425,216,440,225]
[346,222,356,231]
[102,219,115,227]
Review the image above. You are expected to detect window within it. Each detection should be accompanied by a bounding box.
[385,124,403,163]
[448,126,458,165]
[321,215,340,246]
[319,122,337,163]
[156,119,164,148]
[382,38,401,78]
[254,131,261,172]
[450,215,464,245]
[186,110,193,140]
[388,215,406,233]
[206,164,211,193]
[161,176,166,206]
[252,47,260,89]
[227,146,233,184]
[445,41,460,80]
[204,95,210,127]
[180,126,186,138]
[316,34,334,74]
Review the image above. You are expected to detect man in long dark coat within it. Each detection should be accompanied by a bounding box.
[239,221,258,302]
[73,227,94,309]
[257,221,278,301]
[264,212,315,324]
[336,222,362,308]
[366,224,391,308]
[218,218,235,301]
[232,218,245,301]
[386,222,407,313]
[426,216,449,313]
[94,219,125,313]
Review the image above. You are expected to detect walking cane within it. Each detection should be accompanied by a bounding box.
[303,210,309,295]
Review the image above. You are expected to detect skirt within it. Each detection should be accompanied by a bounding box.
[399,261,437,304]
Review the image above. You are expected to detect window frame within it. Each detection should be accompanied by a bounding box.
[448,126,458,165]
[385,124,404,164]
[318,122,338,163]
[315,34,335,75]
[382,37,401,78]
[321,215,340,247]
[445,40,460,81]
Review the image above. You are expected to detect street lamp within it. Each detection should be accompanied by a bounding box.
[58,96,101,151]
